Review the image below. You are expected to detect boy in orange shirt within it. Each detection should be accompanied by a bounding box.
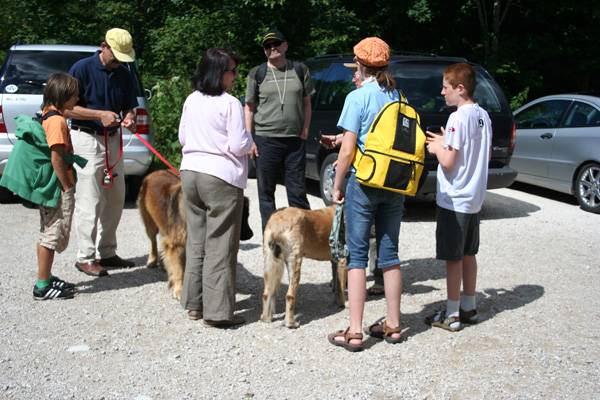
[34,73,80,299]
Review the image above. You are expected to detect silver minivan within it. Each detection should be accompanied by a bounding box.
[0,44,153,201]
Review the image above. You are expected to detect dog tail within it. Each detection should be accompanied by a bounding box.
[268,238,282,260]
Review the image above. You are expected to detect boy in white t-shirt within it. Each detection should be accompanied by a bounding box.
[425,63,492,331]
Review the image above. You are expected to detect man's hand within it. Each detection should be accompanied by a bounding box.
[121,116,136,133]
[300,127,309,140]
[249,143,259,158]
[320,134,337,149]
[100,111,121,128]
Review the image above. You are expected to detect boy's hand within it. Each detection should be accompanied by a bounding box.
[426,128,445,154]
[249,143,259,158]
[332,188,345,204]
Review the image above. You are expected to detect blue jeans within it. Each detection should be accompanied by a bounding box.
[344,174,404,269]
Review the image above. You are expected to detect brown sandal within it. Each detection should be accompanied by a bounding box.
[365,320,403,344]
[327,328,364,352]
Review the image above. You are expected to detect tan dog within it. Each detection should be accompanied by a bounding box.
[137,170,253,299]
[260,206,348,328]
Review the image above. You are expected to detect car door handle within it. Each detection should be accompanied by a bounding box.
[540,132,553,139]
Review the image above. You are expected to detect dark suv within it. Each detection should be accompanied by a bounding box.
[303,54,517,203]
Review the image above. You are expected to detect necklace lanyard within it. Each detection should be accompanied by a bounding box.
[270,65,287,110]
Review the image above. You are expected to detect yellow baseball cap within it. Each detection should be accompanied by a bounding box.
[105,28,135,62]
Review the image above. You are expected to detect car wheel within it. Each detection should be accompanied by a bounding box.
[575,162,600,214]
[319,153,339,206]
[126,175,144,202]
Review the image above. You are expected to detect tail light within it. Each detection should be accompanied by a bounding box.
[136,108,150,134]
[0,105,6,134]
[509,122,516,154]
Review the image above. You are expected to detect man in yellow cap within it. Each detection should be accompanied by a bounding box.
[66,28,138,277]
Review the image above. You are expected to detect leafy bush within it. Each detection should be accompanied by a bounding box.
[148,76,191,170]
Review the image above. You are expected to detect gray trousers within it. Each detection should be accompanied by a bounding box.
[71,129,125,263]
[180,170,243,321]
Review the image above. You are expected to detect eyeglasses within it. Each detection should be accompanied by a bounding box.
[226,66,238,74]
[263,40,283,49]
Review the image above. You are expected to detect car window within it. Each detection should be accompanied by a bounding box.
[563,101,600,127]
[391,63,504,113]
[515,100,571,129]
[313,62,355,111]
[305,61,331,106]
[0,50,143,96]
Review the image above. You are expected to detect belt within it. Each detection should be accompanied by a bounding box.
[71,125,117,136]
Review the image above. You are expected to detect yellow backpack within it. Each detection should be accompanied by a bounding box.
[352,97,426,196]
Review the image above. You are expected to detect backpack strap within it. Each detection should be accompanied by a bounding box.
[41,110,61,121]
[254,60,308,98]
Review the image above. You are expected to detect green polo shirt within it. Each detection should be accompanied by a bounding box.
[245,61,315,138]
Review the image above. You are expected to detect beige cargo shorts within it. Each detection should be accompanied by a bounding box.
[38,187,75,253]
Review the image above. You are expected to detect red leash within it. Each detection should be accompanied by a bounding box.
[133,132,180,177]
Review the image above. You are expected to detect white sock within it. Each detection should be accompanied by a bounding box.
[446,299,460,318]
[461,295,476,311]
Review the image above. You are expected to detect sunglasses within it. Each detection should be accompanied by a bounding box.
[263,40,283,49]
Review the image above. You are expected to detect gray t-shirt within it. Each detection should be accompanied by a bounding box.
[245,62,315,137]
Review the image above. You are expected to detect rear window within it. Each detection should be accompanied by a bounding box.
[0,50,143,96]
[391,62,505,113]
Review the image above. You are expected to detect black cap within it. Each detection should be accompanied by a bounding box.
[262,28,286,45]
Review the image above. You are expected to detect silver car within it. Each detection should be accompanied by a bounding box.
[512,94,600,213]
[0,44,153,201]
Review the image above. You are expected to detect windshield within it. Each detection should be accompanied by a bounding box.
[0,50,143,96]
[391,62,505,113]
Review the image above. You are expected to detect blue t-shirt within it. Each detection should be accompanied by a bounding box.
[337,80,399,151]
[68,51,138,134]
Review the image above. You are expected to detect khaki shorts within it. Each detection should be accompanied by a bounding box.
[39,187,75,253]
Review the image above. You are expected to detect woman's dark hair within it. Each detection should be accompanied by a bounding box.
[42,72,79,110]
[364,65,396,92]
[192,48,239,96]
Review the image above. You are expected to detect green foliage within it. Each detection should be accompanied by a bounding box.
[148,76,191,169]
[510,87,530,111]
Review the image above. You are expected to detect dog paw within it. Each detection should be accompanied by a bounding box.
[171,286,182,300]
[260,314,273,323]
[146,261,159,269]
[284,320,300,329]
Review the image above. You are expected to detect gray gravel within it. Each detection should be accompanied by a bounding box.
[1,180,599,399]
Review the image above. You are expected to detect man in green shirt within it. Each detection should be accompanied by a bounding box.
[244,28,315,231]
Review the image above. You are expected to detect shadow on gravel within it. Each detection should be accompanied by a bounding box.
[401,284,545,339]
[74,263,167,294]
[234,263,346,326]
[401,193,541,222]
[509,182,579,206]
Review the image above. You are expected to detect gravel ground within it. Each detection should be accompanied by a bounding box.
[1,180,599,399]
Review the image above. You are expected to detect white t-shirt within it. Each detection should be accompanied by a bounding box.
[436,103,492,214]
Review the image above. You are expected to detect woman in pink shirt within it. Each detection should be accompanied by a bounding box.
[178,48,253,327]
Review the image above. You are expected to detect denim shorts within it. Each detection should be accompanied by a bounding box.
[344,174,404,269]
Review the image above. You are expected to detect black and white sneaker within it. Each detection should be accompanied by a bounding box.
[49,276,76,290]
[33,284,75,300]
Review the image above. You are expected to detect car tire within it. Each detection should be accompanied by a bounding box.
[574,162,600,214]
[319,153,339,206]
[126,175,144,202]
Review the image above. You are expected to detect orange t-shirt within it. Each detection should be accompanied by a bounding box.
[41,106,73,152]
